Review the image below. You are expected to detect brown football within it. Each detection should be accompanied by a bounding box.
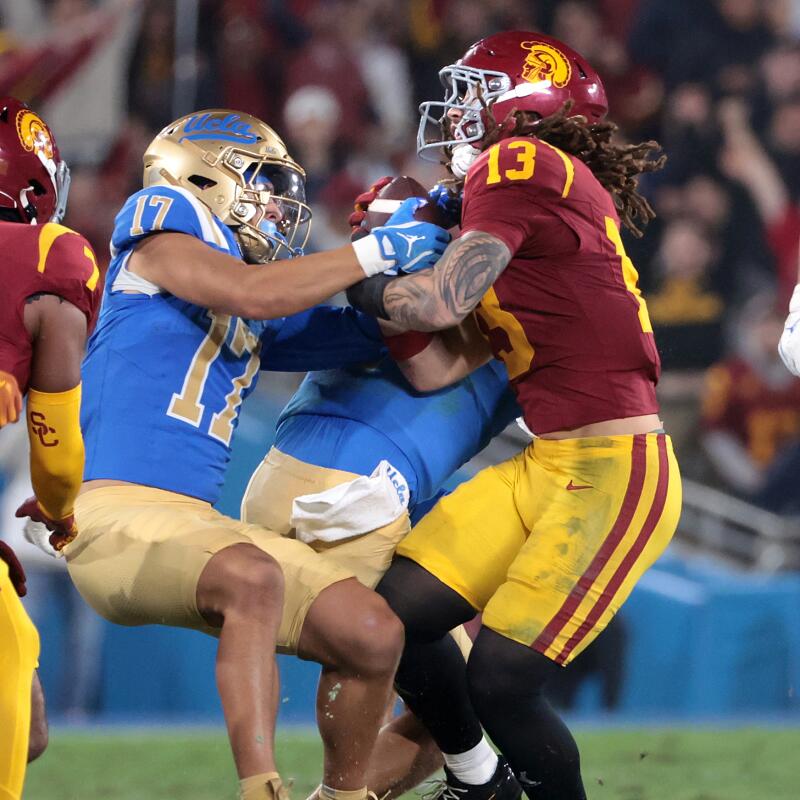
[362,176,446,231]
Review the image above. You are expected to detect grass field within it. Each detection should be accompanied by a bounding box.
[23,725,798,800]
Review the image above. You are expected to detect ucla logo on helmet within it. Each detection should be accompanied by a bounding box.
[179,113,259,145]
[16,110,54,160]
[520,41,572,88]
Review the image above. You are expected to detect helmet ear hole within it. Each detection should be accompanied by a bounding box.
[28,179,46,196]
[187,174,217,190]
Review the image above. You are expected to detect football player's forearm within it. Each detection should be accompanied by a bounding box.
[27,385,85,520]
[382,231,511,331]
[397,317,493,391]
[240,245,367,319]
[134,234,367,320]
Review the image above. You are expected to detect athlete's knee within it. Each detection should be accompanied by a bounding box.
[203,543,284,621]
[351,592,405,675]
[332,590,404,677]
[377,556,474,641]
[466,627,554,712]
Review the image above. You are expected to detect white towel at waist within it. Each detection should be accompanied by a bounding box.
[291,460,410,544]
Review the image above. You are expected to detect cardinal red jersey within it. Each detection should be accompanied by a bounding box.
[462,136,660,434]
[0,221,101,393]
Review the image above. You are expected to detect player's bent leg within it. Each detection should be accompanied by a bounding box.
[27,672,47,763]
[467,628,586,800]
[296,577,404,794]
[376,457,529,787]
[196,543,285,785]
[482,433,681,665]
[0,564,39,800]
[67,486,294,800]
[365,625,474,798]
[367,709,443,800]
[376,557,481,753]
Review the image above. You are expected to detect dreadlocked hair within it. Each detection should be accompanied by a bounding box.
[449,99,666,237]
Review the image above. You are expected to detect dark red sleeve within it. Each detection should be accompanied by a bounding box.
[461,138,579,256]
[38,226,102,330]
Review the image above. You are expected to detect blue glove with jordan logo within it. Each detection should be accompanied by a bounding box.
[352,198,451,276]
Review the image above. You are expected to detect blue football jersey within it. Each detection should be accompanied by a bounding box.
[275,358,521,508]
[82,185,384,503]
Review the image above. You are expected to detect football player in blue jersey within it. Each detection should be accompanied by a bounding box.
[241,351,520,798]
[50,110,450,800]
[239,185,520,798]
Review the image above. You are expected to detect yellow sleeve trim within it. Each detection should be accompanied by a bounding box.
[36,222,77,274]
[540,140,575,199]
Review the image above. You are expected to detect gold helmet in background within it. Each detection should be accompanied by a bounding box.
[143,109,311,263]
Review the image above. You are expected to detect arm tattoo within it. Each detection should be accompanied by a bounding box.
[382,231,511,330]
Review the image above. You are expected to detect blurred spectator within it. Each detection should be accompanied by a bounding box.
[630,0,774,93]
[552,0,663,136]
[283,85,346,202]
[645,217,726,370]
[659,83,721,183]
[701,293,800,501]
[719,96,800,304]
[283,0,374,146]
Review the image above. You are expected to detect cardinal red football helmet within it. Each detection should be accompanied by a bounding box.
[417,31,609,161]
[0,97,70,224]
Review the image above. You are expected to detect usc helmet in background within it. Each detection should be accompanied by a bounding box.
[417,30,609,164]
[0,97,70,224]
[143,109,311,263]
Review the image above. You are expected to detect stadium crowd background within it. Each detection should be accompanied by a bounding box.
[1,0,800,720]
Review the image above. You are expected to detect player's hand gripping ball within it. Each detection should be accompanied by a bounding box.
[369,198,451,274]
[15,496,78,552]
[349,175,395,237]
[358,176,451,232]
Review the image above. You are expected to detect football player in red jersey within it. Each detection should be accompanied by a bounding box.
[349,32,681,800]
[0,96,101,800]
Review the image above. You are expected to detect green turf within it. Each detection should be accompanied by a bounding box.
[23,726,798,800]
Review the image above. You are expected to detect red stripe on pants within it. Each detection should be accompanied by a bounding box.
[531,434,648,656]
[554,435,670,664]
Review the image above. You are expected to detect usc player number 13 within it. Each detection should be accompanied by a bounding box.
[350,30,682,800]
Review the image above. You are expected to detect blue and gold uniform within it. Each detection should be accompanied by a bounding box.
[241,357,520,610]
[66,185,388,649]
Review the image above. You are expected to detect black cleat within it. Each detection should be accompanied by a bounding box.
[424,756,522,800]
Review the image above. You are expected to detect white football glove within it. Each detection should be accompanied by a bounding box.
[778,284,800,377]
[23,518,63,559]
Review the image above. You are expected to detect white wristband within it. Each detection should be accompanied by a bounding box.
[352,234,394,277]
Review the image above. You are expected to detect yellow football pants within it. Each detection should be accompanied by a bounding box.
[398,432,681,665]
[0,561,40,800]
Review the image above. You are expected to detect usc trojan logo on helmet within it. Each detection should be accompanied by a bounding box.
[16,110,54,160]
[520,41,572,88]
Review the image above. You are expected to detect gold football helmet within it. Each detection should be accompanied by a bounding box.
[143,109,311,263]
